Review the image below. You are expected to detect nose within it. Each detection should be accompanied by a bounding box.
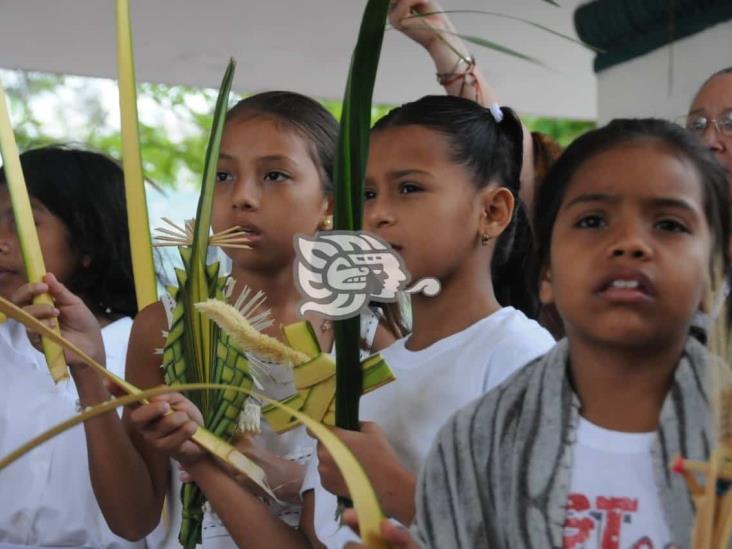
[608,222,652,260]
[231,177,260,211]
[364,195,396,230]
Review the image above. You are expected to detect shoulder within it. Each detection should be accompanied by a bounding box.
[474,308,555,389]
[130,302,167,344]
[126,301,167,388]
[434,340,563,454]
[491,308,555,345]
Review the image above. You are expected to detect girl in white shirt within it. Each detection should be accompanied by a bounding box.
[0,146,141,549]
[307,95,555,547]
[42,92,401,549]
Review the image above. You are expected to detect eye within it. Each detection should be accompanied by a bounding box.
[263,171,290,183]
[364,189,377,201]
[687,116,708,134]
[398,183,421,195]
[575,214,605,229]
[720,112,732,135]
[655,218,689,233]
[216,171,234,184]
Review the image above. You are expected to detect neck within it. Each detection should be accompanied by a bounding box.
[568,332,686,432]
[407,262,501,351]
[230,263,301,325]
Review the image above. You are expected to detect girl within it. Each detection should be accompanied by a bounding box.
[48,91,400,547]
[0,146,141,548]
[374,118,731,548]
[306,95,555,547]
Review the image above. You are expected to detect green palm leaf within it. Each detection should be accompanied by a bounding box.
[160,59,251,549]
[333,0,390,433]
[403,10,598,51]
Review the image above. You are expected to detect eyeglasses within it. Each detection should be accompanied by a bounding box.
[683,109,732,137]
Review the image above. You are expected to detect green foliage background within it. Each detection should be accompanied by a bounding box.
[4,71,594,190]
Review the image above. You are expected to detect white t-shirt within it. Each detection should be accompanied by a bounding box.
[304,306,555,548]
[562,418,673,549]
[0,317,142,549]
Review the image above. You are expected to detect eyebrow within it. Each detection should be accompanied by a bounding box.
[564,193,698,213]
[387,169,432,179]
[564,193,619,208]
[218,152,301,166]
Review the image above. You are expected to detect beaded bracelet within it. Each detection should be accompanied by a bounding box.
[436,54,483,104]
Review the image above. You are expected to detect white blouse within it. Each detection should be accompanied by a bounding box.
[0,317,145,549]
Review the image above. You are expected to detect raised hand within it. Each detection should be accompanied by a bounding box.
[11,272,105,367]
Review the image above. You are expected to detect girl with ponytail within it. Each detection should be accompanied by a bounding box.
[304,95,555,547]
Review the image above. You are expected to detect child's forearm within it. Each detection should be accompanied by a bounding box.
[72,367,166,540]
[186,456,312,549]
[427,36,497,107]
[378,466,417,526]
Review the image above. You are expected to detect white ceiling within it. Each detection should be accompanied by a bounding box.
[0,0,597,119]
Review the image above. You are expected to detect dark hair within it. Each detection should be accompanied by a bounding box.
[534,118,731,282]
[226,91,338,192]
[373,95,538,318]
[0,146,137,319]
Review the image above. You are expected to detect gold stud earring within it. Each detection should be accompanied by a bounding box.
[480,233,491,246]
[321,216,333,230]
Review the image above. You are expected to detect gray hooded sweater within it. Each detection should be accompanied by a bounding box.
[412,337,719,548]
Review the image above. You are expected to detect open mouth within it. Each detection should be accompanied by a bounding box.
[595,270,655,303]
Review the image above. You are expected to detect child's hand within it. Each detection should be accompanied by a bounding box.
[230,434,306,504]
[129,393,207,465]
[11,272,105,368]
[389,0,456,53]
[317,421,416,524]
[342,510,421,549]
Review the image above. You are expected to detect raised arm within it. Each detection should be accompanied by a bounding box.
[389,0,498,106]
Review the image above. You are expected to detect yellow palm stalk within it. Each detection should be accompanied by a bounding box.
[0,294,269,496]
[116,0,157,309]
[672,262,732,548]
[0,82,67,381]
[0,381,388,548]
[0,296,388,548]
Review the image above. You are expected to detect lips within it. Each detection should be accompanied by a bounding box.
[0,267,20,282]
[234,224,262,243]
[595,268,656,303]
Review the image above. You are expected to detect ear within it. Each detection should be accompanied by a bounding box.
[538,263,554,305]
[477,185,514,240]
[318,193,334,230]
[322,193,334,216]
